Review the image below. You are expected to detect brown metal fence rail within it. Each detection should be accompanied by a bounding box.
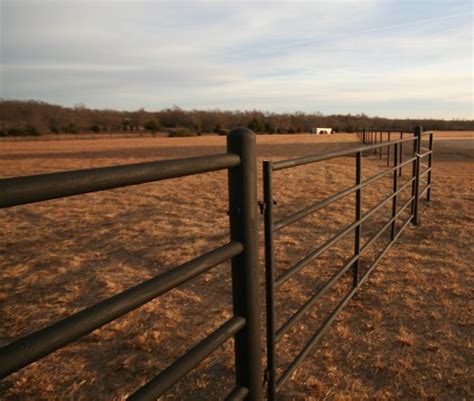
[263,126,433,400]
[0,128,263,401]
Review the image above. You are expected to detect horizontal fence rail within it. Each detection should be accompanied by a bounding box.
[0,128,263,401]
[263,126,434,400]
[0,153,240,208]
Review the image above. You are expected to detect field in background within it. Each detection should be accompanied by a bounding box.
[1,134,473,400]
[0,129,472,143]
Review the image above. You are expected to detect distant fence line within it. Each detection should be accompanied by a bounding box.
[358,129,434,188]
[0,127,434,400]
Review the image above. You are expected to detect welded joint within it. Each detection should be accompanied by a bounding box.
[258,199,277,215]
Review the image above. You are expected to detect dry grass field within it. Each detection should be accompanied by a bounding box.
[0,133,473,400]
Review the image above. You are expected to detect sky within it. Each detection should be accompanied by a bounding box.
[1,0,473,119]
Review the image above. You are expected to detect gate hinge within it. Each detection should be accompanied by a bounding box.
[226,207,240,216]
[258,200,278,215]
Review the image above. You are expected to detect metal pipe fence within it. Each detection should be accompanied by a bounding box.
[0,126,434,400]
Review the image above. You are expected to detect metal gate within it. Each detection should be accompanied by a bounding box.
[262,127,433,400]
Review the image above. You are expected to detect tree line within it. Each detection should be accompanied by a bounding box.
[1,100,472,137]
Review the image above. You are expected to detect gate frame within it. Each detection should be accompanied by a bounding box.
[263,126,434,399]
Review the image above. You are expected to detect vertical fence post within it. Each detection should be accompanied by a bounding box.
[410,131,417,219]
[263,161,276,401]
[227,128,263,401]
[387,131,391,167]
[399,131,403,177]
[411,126,422,225]
[391,143,399,240]
[379,131,382,159]
[353,152,362,287]
[427,133,433,202]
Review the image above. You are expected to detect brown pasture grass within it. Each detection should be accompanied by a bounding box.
[428,131,473,138]
[0,133,473,400]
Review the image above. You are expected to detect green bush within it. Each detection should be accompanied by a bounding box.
[90,125,101,133]
[264,122,275,134]
[7,128,24,136]
[144,119,161,133]
[248,117,265,133]
[24,125,40,136]
[63,123,78,134]
[5,125,41,136]
[168,129,196,137]
[213,124,222,134]
[49,125,60,134]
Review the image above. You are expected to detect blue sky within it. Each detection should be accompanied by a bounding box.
[1,0,472,119]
